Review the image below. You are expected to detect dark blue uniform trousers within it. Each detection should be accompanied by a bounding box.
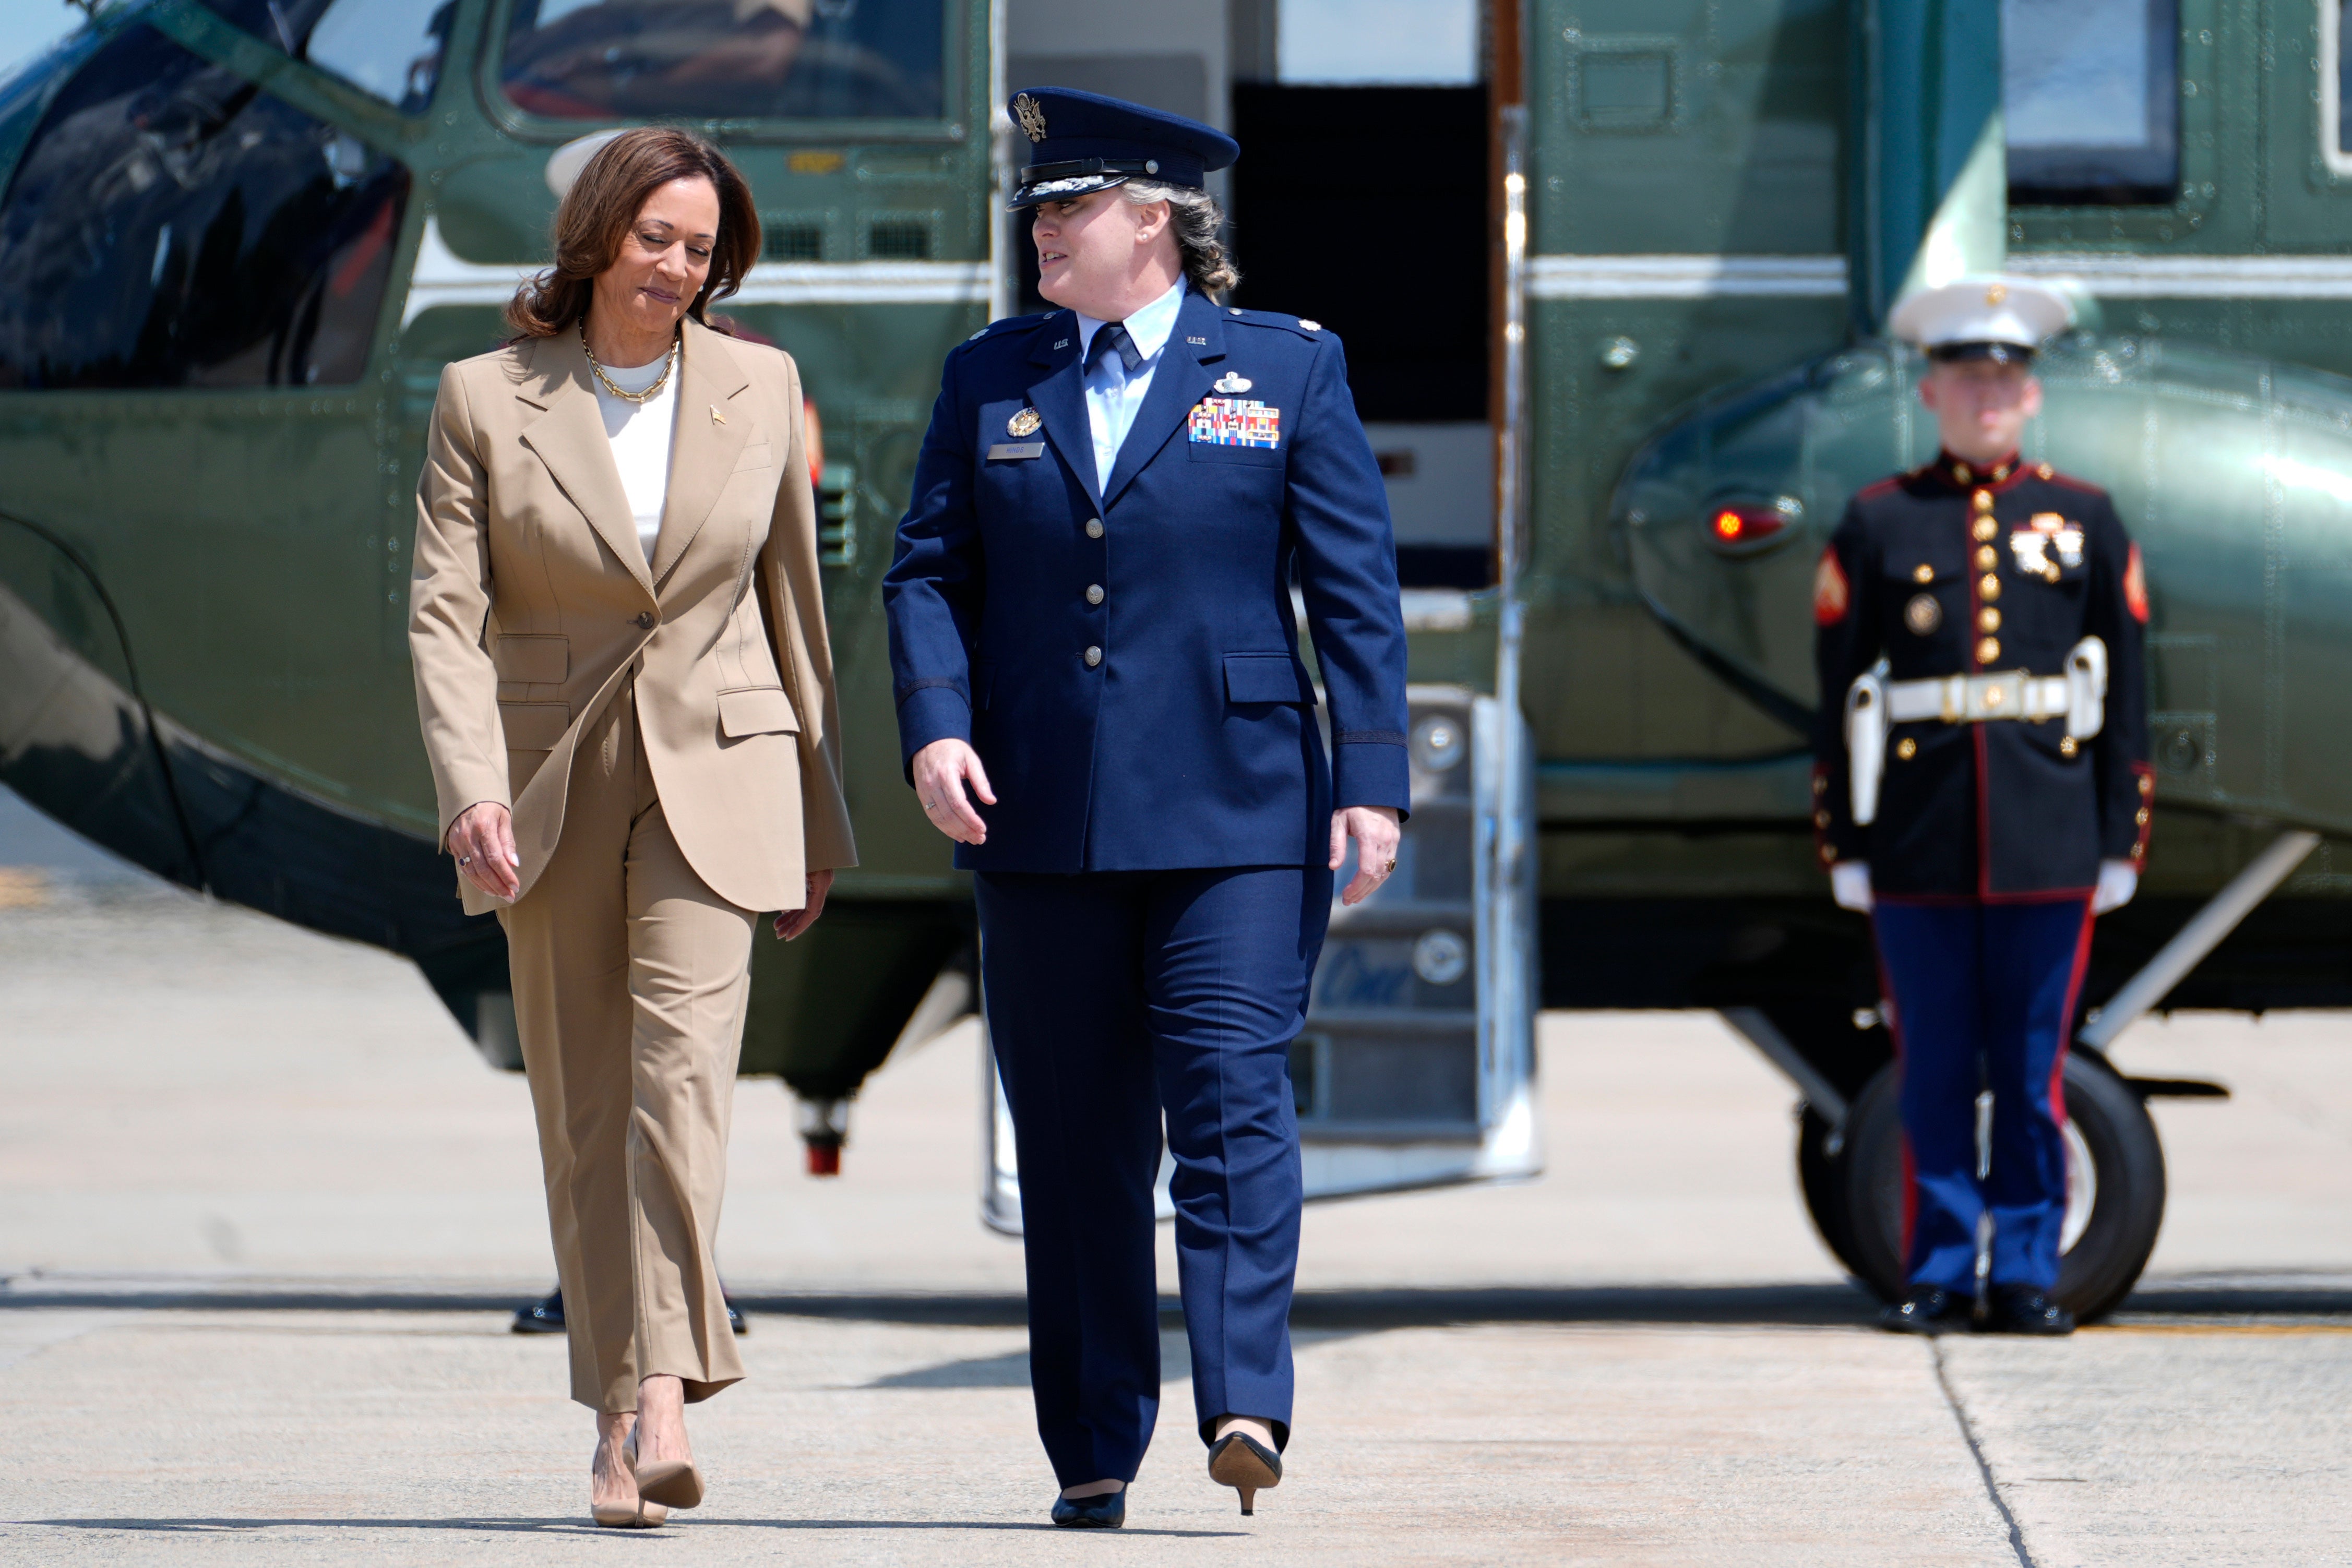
[1872,897,2095,1294]
[975,864,1330,1487]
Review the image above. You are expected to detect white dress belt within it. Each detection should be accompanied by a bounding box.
[1842,637,2108,826]
[1883,671,2071,724]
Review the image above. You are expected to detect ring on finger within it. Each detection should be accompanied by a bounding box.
[1382,858,1398,873]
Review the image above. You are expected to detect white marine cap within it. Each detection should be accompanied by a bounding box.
[544,129,628,199]
[1888,274,2073,362]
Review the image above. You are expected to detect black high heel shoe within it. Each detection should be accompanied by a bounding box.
[1206,1431,1282,1516]
[1050,1486,1126,1528]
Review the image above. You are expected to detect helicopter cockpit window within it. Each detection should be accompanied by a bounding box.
[199,0,453,114]
[499,0,946,122]
[0,25,411,390]
[2001,0,2180,205]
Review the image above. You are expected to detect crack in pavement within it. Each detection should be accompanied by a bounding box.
[1930,1339,2037,1568]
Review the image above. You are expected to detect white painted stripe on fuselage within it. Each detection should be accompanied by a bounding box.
[398,216,988,325]
[1527,251,2352,302]
[1526,255,1848,298]
[2008,253,2352,298]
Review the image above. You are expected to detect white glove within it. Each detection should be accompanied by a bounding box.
[1830,861,1873,912]
[2093,858,2139,914]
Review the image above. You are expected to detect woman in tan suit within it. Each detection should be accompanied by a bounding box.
[409,128,854,1527]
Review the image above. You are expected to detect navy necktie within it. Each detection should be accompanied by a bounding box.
[1085,321,1144,376]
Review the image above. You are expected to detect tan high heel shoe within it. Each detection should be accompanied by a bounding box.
[1205,1430,1282,1516]
[624,1430,706,1510]
[591,1432,668,1528]
[591,1497,670,1529]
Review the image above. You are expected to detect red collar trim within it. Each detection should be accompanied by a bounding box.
[1932,450,2023,488]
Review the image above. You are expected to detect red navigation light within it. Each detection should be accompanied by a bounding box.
[1708,503,1788,550]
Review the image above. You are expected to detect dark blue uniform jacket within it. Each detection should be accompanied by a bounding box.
[883,287,1411,872]
[1811,453,2153,899]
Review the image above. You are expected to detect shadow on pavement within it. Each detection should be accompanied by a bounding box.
[17,1517,1245,1538]
[7,1275,2349,1325]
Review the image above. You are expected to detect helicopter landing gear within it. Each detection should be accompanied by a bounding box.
[1817,1049,2167,1323]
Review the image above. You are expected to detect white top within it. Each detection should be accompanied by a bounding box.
[588,345,678,562]
[1074,277,1186,492]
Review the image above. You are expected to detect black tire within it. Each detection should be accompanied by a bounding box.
[1841,1050,2166,1321]
[1795,1105,1868,1280]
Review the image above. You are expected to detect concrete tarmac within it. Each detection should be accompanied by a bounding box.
[2,877,2348,1563]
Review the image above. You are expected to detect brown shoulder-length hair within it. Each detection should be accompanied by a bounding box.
[505,127,760,340]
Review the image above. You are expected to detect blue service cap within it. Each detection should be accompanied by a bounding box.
[1006,87,1239,210]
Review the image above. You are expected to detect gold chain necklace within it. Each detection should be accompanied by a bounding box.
[581,326,677,405]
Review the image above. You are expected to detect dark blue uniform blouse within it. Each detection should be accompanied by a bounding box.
[884,287,1411,872]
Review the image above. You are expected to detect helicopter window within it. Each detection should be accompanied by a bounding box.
[307,0,455,113]
[499,0,946,122]
[2328,1,2352,174]
[0,25,411,390]
[2001,0,2180,205]
[198,0,453,115]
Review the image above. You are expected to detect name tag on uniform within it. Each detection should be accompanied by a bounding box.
[986,441,1046,461]
[1188,398,1282,449]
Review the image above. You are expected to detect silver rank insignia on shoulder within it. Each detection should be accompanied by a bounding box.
[1213,372,1252,394]
[1007,408,1042,437]
[1297,319,1321,332]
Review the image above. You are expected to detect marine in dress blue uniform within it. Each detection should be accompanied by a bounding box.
[883,89,1409,1519]
[1812,278,2153,1334]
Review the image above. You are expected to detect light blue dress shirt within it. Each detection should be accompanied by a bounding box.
[1074,277,1187,492]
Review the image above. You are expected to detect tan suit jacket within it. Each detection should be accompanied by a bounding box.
[410,318,855,916]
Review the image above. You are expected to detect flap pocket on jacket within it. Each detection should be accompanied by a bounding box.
[718,686,802,737]
[493,635,568,684]
[734,442,772,473]
[1224,652,1316,705]
[499,702,571,752]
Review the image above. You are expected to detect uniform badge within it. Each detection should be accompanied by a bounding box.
[1013,93,1048,142]
[1188,397,1281,448]
[1812,547,1849,625]
[1007,408,1042,437]
[1213,372,1253,394]
[2020,512,2084,571]
[1904,593,1942,635]
[2010,528,2055,577]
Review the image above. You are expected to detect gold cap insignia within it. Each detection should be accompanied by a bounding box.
[1013,93,1048,143]
[1985,282,2009,305]
[1007,407,1042,437]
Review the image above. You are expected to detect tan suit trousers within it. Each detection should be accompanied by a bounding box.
[500,686,753,1412]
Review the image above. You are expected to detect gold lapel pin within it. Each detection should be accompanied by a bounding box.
[710,404,725,425]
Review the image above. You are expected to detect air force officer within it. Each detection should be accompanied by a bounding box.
[882,89,1410,1526]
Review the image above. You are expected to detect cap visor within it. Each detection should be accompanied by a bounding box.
[1926,341,2037,364]
[1008,172,1131,210]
